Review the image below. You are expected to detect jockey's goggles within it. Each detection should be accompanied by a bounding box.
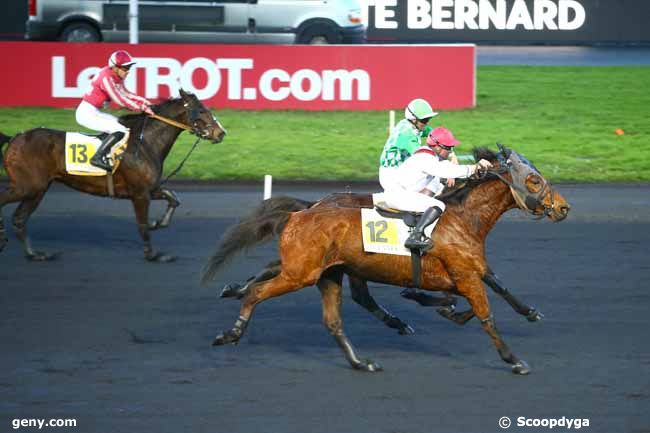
[433,141,454,151]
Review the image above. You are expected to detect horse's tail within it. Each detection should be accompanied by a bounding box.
[200,196,315,286]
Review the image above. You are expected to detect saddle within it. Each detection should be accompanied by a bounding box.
[372,193,424,227]
[374,205,421,227]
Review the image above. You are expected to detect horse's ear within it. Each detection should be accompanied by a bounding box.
[497,142,511,158]
[179,88,188,98]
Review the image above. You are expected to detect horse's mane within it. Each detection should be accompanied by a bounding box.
[441,147,500,206]
[118,97,180,130]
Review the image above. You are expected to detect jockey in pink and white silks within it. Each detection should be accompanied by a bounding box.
[75,50,154,171]
[382,127,493,250]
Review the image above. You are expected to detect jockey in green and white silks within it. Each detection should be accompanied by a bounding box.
[379,98,438,191]
[383,127,493,250]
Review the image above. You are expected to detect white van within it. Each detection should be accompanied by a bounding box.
[26,0,366,44]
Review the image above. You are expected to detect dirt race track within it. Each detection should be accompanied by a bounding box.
[1,182,649,433]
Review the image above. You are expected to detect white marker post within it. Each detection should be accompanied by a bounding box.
[263,174,272,200]
[129,0,139,44]
[389,110,395,132]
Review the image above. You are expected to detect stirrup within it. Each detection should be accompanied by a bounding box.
[90,156,112,171]
[404,236,432,251]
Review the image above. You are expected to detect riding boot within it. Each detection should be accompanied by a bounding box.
[90,131,125,171]
[404,206,443,250]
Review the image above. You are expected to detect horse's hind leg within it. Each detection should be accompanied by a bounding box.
[220,260,281,299]
[348,275,414,335]
[10,190,57,261]
[483,270,544,322]
[320,269,381,372]
[212,270,304,346]
[148,188,180,231]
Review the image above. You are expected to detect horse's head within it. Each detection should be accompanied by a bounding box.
[179,89,227,143]
[494,144,570,221]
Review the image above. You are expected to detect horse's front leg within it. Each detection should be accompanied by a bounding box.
[348,275,415,335]
[148,188,180,231]
[131,196,175,263]
[320,269,381,372]
[458,276,530,375]
[483,270,544,322]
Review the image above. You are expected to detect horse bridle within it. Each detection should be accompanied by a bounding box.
[487,154,557,219]
[184,101,214,140]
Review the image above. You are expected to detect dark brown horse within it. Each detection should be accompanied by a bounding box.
[202,145,570,374]
[0,89,225,262]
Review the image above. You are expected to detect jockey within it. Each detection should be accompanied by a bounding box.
[383,127,493,250]
[379,98,438,191]
[75,50,154,171]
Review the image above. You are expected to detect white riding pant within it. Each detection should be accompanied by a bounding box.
[380,167,446,213]
[75,101,128,134]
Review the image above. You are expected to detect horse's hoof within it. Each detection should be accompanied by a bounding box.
[436,305,456,319]
[220,283,243,299]
[26,251,58,261]
[355,360,383,372]
[385,315,415,335]
[212,330,240,346]
[145,251,176,263]
[157,254,176,263]
[397,324,415,335]
[526,309,544,322]
[148,221,161,231]
[511,360,531,375]
[400,288,418,299]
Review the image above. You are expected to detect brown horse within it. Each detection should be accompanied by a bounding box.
[0,89,226,262]
[219,190,547,335]
[203,145,570,374]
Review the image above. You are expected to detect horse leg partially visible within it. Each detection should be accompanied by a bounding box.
[0,184,26,254]
[220,260,281,299]
[458,277,530,375]
[436,307,475,325]
[320,268,381,372]
[212,269,304,346]
[131,196,175,263]
[12,190,57,261]
[483,270,544,322]
[348,275,414,335]
[148,188,180,231]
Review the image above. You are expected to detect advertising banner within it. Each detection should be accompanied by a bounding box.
[362,0,650,44]
[0,42,475,110]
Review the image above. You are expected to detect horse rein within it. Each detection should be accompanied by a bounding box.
[151,104,213,140]
[150,113,193,132]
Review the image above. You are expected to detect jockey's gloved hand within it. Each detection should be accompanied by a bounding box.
[143,105,154,116]
[475,159,493,171]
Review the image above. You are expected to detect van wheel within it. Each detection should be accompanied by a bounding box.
[296,22,340,45]
[60,22,100,42]
[309,36,330,45]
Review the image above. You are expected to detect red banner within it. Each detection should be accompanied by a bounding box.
[0,42,474,110]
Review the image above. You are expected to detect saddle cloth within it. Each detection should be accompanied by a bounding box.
[64,132,129,176]
[361,193,439,257]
